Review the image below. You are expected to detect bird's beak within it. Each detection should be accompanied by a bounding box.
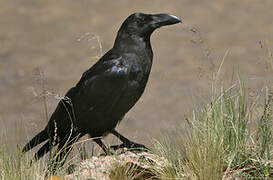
[151,13,181,28]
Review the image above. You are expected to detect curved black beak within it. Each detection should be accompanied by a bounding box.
[151,13,181,28]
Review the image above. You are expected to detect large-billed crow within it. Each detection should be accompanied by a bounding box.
[22,12,181,166]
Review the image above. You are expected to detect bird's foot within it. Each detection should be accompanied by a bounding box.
[110,142,149,152]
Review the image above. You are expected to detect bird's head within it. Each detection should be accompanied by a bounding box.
[117,12,181,39]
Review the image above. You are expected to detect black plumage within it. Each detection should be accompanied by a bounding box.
[22,12,181,166]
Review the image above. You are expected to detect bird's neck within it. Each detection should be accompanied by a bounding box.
[113,32,153,59]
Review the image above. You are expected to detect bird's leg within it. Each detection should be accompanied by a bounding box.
[110,130,149,151]
[93,138,111,155]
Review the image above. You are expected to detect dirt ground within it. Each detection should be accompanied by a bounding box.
[1,0,273,152]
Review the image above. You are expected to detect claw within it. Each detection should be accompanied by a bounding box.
[110,142,149,152]
[110,143,125,150]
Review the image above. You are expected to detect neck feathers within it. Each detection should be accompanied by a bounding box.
[114,30,152,54]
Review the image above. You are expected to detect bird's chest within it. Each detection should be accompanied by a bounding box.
[127,61,151,88]
[128,64,144,81]
[121,62,150,100]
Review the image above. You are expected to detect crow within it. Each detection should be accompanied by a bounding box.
[22,12,181,167]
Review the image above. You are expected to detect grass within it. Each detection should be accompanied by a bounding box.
[0,141,82,179]
[152,72,273,179]
[110,162,156,180]
[0,140,77,179]
[0,145,46,180]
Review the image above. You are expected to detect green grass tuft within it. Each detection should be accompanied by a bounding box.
[153,73,273,179]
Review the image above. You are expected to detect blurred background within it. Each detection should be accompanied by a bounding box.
[1,0,273,153]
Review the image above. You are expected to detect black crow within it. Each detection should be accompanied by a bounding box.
[22,12,181,166]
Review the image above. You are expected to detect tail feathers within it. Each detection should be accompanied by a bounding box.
[22,129,49,153]
[30,141,52,165]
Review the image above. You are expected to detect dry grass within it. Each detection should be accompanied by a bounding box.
[151,73,273,179]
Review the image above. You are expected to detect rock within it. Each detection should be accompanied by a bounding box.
[66,151,168,180]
